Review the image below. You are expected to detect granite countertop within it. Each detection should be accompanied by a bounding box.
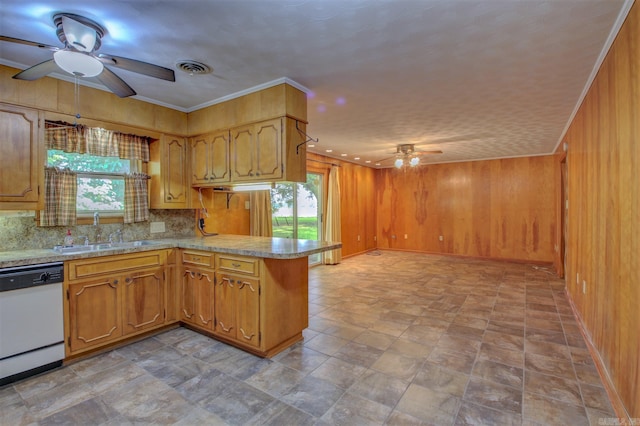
[0,234,342,268]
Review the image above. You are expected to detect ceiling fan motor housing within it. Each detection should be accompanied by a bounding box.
[53,13,105,51]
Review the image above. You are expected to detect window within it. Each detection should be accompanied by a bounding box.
[46,149,137,216]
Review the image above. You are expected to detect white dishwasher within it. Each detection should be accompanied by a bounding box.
[0,262,65,386]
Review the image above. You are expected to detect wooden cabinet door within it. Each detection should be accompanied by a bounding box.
[181,266,214,330]
[0,104,41,208]
[254,119,282,180]
[236,276,260,348]
[191,131,230,185]
[214,273,236,339]
[230,119,283,182]
[163,135,189,206]
[122,267,165,335]
[149,135,189,209]
[180,268,197,324]
[68,278,122,352]
[230,124,255,181]
[194,269,215,330]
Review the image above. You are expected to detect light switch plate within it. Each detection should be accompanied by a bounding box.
[150,221,165,233]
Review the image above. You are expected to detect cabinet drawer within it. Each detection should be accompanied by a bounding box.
[182,250,215,268]
[67,251,165,281]
[217,255,259,276]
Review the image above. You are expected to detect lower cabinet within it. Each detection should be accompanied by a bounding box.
[67,277,122,352]
[179,250,308,357]
[180,266,214,330]
[214,272,260,348]
[65,250,171,356]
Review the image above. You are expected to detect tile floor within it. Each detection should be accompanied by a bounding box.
[1,251,617,425]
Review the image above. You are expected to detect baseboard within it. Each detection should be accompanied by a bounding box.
[565,289,631,422]
[372,247,555,268]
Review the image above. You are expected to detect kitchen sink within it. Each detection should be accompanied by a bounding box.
[53,240,161,254]
[112,240,163,248]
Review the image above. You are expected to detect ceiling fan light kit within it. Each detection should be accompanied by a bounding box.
[53,50,103,77]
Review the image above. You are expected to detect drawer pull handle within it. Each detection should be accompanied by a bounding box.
[112,279,119,285]
[125,277,131,283]
[238,281,256,292]
[231,263,241,268]
[240,328,255,341]
[219,321,233,333]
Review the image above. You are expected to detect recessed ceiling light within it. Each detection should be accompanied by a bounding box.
[326,149,333,153]
[365,160,371,163]
[341,153,347,157]
[354,157,360,160]
[308,144,315,148]
[375,163,381,166]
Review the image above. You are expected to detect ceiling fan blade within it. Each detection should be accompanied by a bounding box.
[95,67,136,98]
[0,35,59,51]
[374,156,396,164]
[97,53,175,81]
[416,150,443,155]
[13,59,59,80]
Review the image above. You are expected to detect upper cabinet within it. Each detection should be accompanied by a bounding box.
[149,134,191,209]
[0,103,43,210]
[190,130,230,185]
[191,116,307,187]
[231,118,282,182]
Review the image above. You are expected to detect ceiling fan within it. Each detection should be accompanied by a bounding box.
[377,144,443,168]
[0,13,175,98]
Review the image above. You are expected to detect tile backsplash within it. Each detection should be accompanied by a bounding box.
[0,210,196,251]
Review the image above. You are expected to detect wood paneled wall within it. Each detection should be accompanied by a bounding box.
[194,189,251,236]
[0,65,187,136]
[307,153,377,258]
[562,2,639,418]
[376,156,556,262]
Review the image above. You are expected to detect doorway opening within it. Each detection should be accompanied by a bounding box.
[271,173,323,265]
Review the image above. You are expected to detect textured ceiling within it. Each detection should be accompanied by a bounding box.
[0,0,631,167]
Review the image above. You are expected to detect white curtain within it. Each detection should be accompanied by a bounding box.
[323,166,342,264]
[250,191,273,237]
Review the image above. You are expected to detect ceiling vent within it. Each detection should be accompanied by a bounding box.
[175,60,212,75]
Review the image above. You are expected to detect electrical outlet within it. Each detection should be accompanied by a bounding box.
[576,273,580,285]
[357,235,361,241]
[245,201,250,210]
[582,280,586,294]
[150,221,165,233]
[374,236,377,241]
[404,234,408,239]
[439,235,444,241]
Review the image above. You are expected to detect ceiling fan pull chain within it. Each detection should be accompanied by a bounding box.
[74,76,81,121]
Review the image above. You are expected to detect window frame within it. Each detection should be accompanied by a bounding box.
[45,149,144,223]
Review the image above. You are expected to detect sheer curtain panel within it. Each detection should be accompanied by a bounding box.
[323,166,342,264]
[250,191,273,237]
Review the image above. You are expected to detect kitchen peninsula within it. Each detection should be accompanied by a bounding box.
[0,235,341,362]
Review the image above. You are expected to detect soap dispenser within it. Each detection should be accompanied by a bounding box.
[64,229,74,247]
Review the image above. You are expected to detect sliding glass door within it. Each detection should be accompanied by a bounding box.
[271,173,323,265]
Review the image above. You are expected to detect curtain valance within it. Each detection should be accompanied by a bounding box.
[45,121,150,162]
